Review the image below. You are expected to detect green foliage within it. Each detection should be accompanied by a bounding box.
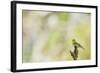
[57,12,70,23]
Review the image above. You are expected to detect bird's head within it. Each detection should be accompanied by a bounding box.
[72,39,76,42]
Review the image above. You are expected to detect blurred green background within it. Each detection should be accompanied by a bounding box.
[22,10,91,63]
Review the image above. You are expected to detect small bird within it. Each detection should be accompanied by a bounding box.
[72,39,85,49]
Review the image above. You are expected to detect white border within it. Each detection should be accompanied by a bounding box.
[16,3,96,70]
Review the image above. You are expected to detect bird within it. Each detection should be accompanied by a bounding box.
[72,39,85,49]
